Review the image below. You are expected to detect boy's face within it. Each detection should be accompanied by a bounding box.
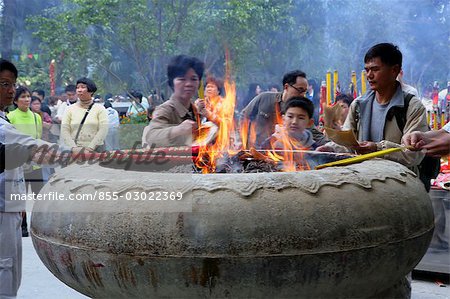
[283,106,313,136]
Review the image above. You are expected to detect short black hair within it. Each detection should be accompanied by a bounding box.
[129,90,143,101]
[335,93,353,107]
[14,85,31,102]
[76,77,97,93]
[269,83,279,91]
[104,100,112,109]
[307,79,318,90]
[65,84,76,93]
[104,93,113,100]
[32,89,45,99]
[283,96,314,119]
[0,59,18,78]
[30,95,42,104]
[167,55,204,90]
[282,70,307,86]
[364,43,402,69]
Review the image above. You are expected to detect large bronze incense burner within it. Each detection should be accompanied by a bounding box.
[31,154,433,298]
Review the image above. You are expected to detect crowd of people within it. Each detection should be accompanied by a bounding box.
[1,41,450,298]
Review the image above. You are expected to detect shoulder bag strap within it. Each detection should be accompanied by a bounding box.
[33,112,39,139]
[74,103,95,145]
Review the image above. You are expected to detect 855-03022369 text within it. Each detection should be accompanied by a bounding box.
[10,191,184,201]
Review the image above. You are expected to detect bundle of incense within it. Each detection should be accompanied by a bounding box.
[315,147,407,170]
[198,79,204,99]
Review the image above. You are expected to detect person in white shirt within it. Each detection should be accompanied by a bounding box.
[126,90,149,117]
[54,84,77,123]
[0,59,80,298]
[104,100,120,150]
[397,69,419,97]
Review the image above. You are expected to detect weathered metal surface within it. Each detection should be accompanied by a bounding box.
[31,159,434,298]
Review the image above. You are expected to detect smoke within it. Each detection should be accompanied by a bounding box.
[295,0,450,93]
[2,0,449,97]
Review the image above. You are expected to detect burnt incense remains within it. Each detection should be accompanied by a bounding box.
[89,147,353,173]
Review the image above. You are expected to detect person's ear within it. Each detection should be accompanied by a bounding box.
[308,118,314,126]
[393,65,401,77]
[283,83,289,91]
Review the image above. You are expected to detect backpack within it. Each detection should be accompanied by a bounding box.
[355,92,440,191]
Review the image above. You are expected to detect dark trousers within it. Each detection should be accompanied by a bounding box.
[22,168,45,229]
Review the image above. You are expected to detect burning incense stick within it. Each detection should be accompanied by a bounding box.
[351,71,358,98]
[333,70,338,101]
[198,79,204,99]
[326,71,332,106]
[361,70,367,94]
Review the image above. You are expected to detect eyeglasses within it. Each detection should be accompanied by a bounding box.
[0,82,18,89]
[289,84,307,94]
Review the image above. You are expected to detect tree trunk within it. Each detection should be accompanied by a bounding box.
[1,0,16,60]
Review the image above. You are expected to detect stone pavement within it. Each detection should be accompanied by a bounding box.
[18,236,87,299]
[17,236,449,299]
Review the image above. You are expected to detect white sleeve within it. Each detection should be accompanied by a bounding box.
[443,122,450,133]
[56,103,67,120]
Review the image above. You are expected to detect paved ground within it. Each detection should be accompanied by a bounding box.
[18,236,88,299]
[411,279,449,299]
[16,235,449,299]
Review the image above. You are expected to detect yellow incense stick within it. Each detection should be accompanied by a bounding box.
[326,71,332,105]
[351,71,358,96]
[198,79,204,99]
[315,147,405,170]
[333,70,338,101]
[361,70,367,94]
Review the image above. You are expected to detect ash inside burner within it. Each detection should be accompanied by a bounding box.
[99,150,353,173]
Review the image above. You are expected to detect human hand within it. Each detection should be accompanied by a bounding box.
[352,141,377,155]
[195,98,208,116]
[316,145,336,152]
[401,131,426,150]
[272,124,285,140]
[195,98,206,109]
[31,145,61,165]
[72,146,95,155]
[173,120,197,137]
[421,133,450,157]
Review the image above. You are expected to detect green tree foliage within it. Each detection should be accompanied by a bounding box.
[27,0,298,94]
[1,0,449,96]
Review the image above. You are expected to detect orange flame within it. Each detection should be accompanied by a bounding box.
[195,52,311,173]
[240,117,250,150]
[196,50,237,173]
[240,118,257,151]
